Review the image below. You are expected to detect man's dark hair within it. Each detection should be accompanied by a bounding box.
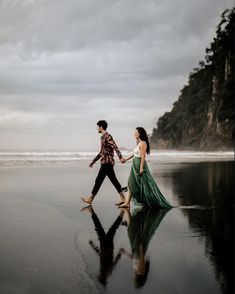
[97,120,108,130]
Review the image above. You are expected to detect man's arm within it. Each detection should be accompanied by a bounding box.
[107,134,123,161]
[123,153,134,162]
[90,151,102,167]
[89,240,101,256]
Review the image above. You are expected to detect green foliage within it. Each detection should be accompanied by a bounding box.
[151,8,235,150]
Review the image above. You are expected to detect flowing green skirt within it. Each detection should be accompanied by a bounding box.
[128,157,172,208]
[128,207,170,257]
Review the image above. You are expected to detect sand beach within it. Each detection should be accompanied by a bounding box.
[0,154,234,294]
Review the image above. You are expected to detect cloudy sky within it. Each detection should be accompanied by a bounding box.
[0,0,233,151]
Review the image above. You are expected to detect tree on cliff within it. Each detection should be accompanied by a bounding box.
[151,8,234,150]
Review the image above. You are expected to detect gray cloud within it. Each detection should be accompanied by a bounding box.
[0,0,234,150]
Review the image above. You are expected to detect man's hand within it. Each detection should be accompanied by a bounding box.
[120,158,126,164]
[89,161,94,168]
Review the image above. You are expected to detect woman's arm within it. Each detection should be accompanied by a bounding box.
[119,248,132,259]
[139,142,147,174]
[123,153,134,162]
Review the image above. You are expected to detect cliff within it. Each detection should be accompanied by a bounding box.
[151,8,234,150]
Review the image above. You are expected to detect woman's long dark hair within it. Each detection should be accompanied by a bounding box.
[136,127,150,154]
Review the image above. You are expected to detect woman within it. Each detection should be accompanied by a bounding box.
[120,207,171,288]
[119,127,172,208]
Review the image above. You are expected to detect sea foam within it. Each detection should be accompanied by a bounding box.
[0,150,233,166]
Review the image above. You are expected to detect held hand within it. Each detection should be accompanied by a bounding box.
[138,170,144,176]
[89,162,94,168]
[120,158,126,164]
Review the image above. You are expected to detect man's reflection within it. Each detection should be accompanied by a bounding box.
[120,207,171,288]
[81,205,124,286]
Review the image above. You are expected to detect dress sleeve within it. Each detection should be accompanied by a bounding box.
[108,134,123,160]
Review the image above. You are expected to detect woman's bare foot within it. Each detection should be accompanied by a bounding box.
[81,196,93,204]
[119,202,130,208]
[115,201,125,206]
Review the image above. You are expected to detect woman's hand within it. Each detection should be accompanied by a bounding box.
[121,157,126,163]
[138,170,144,176]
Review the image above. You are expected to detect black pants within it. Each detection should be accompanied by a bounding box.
[91,212,123,247]
[92,163,122,196]
[90,212,123,285]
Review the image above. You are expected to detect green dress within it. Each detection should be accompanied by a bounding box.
[128,207,171,259]
[128,148,172,208]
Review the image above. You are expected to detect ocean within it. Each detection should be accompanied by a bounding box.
[0,150,233,166]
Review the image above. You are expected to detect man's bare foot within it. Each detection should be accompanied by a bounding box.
[81,205,93,213]
[81,196,93,204]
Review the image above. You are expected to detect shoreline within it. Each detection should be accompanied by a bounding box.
[0,150,233,168]
[0,158,234,169]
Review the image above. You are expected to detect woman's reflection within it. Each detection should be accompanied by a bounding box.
[81,205,124,286]
[120,207,171,288]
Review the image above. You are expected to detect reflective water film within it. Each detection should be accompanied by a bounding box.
[0,161,234,294]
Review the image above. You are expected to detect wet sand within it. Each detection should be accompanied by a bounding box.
[0,160,234,294]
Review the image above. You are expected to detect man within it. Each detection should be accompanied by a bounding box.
[81,205,124,286]
[81,120,126,205]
